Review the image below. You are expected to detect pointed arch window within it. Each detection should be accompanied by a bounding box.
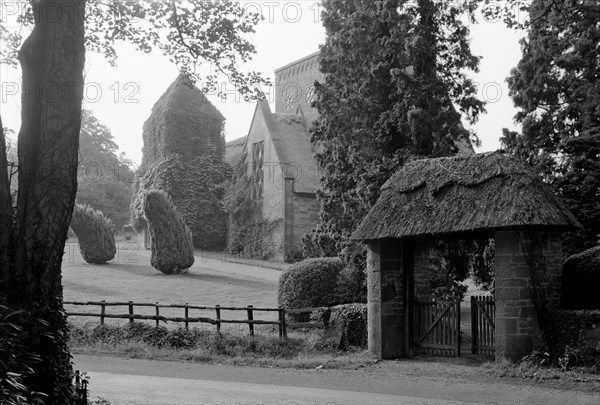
[252,141,264,200]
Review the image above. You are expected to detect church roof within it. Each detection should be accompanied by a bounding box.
[225,135,246,167]
[352,151,581,241]
[251,100,318,194]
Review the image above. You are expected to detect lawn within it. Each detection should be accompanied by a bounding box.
[62,242,280,332]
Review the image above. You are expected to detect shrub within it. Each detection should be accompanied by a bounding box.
[331,304,367,348]
[70,204,116,264]
[541,309,600,368]
[143,190,195,274]
[562,246,600,309]
[278,258,343,320]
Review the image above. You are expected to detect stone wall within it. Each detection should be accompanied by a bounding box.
[367,240,409,358]
[246,105,285,261]
[494,231,563,361]
[289,191,319,253]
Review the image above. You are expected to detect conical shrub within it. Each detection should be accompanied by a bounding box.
[70,204,116,264]
[143,190,194,274]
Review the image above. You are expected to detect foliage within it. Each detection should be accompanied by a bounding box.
[223,161,280,260]
[132,153,230,249]
[562,246,600,309]
[307,0,484,263]
[331,304,368,349]
[470,238,496,293]
[2,1,269,96]
[541,309,600,368]
[70,322,302,359]
[336,245,367,304]
[500,0,600,255]
[143,190,195,274]
[77,110,134,229]
[278,258,343,321]
[0,303,46,405]
[70,204,117,264]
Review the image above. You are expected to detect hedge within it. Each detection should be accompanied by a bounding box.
[143,190,194,274]
[70,204,116,264]
[278,258,343,321]
[562,245,600,309]
[542,309,600,368]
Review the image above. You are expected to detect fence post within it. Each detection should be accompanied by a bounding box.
[185,303,189,330]
[456,300,461,357]
[281,307,287,339]
[215,305,221,334]
[100,300,106,326]
[128,301,134,323]
[471,296,477,355]
[155,302,160,327]
[247,305,254,336]
[277,306,284,339]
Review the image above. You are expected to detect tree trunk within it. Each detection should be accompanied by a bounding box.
[3,0,86,402]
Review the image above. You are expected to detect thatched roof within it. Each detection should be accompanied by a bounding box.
[353,152,581,241]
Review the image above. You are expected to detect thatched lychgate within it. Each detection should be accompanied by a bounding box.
[352,151,581,361]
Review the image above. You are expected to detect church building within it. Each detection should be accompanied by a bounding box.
[226,52,323,261]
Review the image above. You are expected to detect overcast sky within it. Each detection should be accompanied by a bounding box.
[1,1,524,167]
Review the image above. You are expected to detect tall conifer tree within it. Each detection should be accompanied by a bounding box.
[305,0,484,259]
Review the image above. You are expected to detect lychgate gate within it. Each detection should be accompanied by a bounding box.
[413,300,461,356]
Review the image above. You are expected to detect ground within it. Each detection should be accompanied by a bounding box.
[74,354,599,405]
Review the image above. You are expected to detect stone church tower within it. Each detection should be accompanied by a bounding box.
[274,51,324,124]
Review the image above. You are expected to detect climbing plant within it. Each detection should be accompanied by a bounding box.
[222,160,279,260]
[132,153,230,249]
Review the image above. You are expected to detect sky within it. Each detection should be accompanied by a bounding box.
[1,1,525,167]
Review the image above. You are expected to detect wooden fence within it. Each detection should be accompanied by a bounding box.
[65,301,327,338]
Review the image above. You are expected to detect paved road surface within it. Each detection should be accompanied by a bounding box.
[74,355,598,405]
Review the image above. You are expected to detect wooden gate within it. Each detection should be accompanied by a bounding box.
[471,296,495,357]
[413,300,461,356]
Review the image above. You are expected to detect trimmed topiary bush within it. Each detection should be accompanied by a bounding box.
[143,190,194,274]
[278,258,343,320]
[70,204,116,264]
[562,246,600,309]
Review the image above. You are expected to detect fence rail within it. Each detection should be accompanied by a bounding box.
[65,301,330,338]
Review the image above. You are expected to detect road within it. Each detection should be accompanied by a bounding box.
[74,355,599,405]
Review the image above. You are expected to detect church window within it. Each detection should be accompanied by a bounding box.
[252,141,264,200]
[305,86,316,104]
[284,92,295,110]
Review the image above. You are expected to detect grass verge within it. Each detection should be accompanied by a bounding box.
[69,322,377,370]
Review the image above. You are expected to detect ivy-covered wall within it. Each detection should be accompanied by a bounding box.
[132,76,230,249]
[223,160,280,260]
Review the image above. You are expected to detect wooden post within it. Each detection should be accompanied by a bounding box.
[215,305,221,334]
[471,296,477,355]
[155,302,160,327]
[185,303,189,330]
[128,301,134,323]
[281,307,287,339]
[247,305,254,336]
[456,300,461,357]
[100,300,106,326]
[277,306,284,339]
